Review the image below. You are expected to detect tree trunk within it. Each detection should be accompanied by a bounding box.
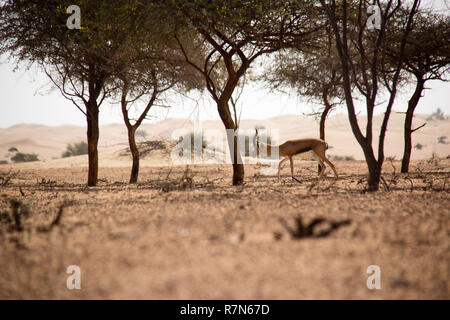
[367,159,381,192]
[320,0,419,192]
[127,126,139,184]
[320,97,331,142]
[232,134,244,186]
[86,101,99,186]
[319,90,332,174]
[218,100,244,186]
[225,125,245,186]
[401,77,425,173]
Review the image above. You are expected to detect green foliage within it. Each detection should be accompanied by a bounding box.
[62,141,88,158]
[387,10,450,82]
[11,152,39,163]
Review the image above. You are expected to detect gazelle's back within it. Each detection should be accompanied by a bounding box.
[279,138,325,157]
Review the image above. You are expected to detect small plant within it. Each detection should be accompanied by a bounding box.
[1,198,32,231]
[437,136,448,145]
[414,143,424,150]
[136,130,148,140]
[330,155,355,161]
[278,215,351,239]
[62,141,88,158]
[8,147,18,153]
[426,108,446,121]
[155,167,194,192]
[11,152,39,163]
[37,177,57,186]
[37,201,74,232]
[0,170,18,186]
[0,210,12,223]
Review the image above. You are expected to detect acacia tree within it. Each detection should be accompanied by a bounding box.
[319,0,420,191]
[267,51,344,173]
[116,50,201,184]
[264,26,344,145]
[171,0,322,185]
[0,0,138,186]
[385,11,450,173]
[90,1,202,184]
[118,66,169,184]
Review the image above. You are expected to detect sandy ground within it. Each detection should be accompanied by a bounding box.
[0,156,449,299]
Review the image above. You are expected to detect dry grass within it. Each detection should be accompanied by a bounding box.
[0,158,448,299]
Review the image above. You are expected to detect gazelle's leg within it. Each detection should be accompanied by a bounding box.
[318,159,326,181]
[317,158,326,179]
[322,157,338,178]
[278,157,288,181]
[313,150,338,179]
[311,153,325,178]
[312,151,327,182]
[289,156,294,177]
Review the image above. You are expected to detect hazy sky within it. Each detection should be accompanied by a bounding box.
[0,61,448,129]
[0,0,449,128]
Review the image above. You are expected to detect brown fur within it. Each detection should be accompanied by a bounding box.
[258,138,338,182]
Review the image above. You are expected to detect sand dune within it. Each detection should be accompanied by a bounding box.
[1,113,449,168]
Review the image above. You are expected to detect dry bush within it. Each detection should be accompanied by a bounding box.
[0,198,32,232]
[120,139,175,158]
[278,216,351,239]
[0,170,18,186]
[150,166,194,192]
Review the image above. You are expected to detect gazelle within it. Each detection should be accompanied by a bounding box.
[256,130,338,182]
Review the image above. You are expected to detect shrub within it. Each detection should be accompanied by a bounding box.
[414,143,424,150]
[437,136,448,145]
[330,155,355,161]
[427,108,446,121]
[62,141,88,158]
[11,152,39,163]
[1,198,32,231]
[136,130,148,140]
